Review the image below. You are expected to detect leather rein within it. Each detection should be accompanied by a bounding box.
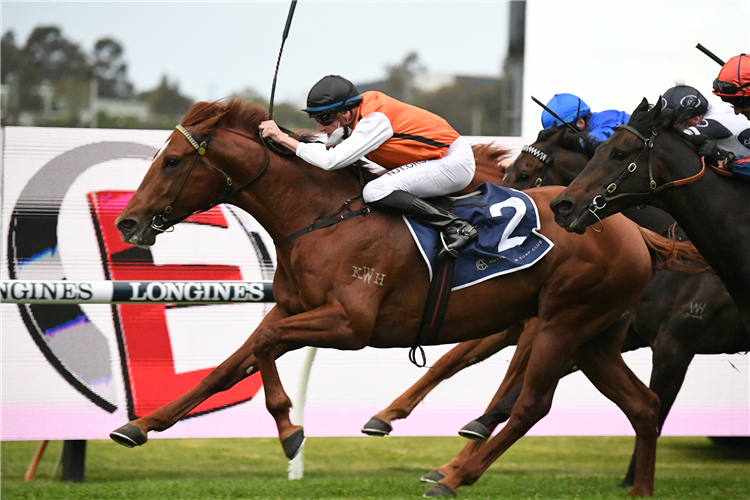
[152,124,369,245]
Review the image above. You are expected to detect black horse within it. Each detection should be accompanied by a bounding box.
[550,98,750,335]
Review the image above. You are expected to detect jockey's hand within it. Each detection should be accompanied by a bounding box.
[259,120,300,152]
[698,140,733,169]
[259,120,285,143]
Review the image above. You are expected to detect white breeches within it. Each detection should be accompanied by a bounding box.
[362,136,476,202]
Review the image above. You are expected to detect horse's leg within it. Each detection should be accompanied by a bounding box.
[426,324,577,497]
[110,306,292,447]
[364,323,524,437]
[571,326,660,497]
[250,300,372,459]
[621,340,694,488]
[421,319,537,483]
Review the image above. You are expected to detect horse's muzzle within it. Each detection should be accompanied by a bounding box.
[116,216,157,246]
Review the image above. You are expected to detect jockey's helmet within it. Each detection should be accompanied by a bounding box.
[661,85,708,117]
[713,54,750,108]
[542,94,591,129]
[302,75,362,117]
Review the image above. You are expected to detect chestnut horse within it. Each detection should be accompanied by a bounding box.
[551,98,750,336]
[111,100,702,497]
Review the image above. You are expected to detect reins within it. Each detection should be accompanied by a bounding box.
[154,122,370,244]
[151,125,271,232]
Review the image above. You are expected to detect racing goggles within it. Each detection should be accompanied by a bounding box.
[713,78,750,96]
[313,112,338,126]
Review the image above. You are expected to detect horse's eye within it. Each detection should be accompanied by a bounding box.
[613,150,628,161]
[164,157,180,169]
[518,173,530,182]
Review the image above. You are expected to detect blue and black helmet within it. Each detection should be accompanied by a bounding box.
[302,75,362,116]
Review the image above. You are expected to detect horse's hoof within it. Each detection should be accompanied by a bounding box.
[281,428,306,460]
[361,417,392,437]
[110,423,147,448]
[423,482,457,497]
[420,470,445,483]
[458,420,491,441]
[620,477,634,489]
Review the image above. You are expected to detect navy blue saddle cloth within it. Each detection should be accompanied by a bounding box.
[403,183,554,291]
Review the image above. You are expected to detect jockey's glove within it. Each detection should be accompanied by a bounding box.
[698,140,735,169]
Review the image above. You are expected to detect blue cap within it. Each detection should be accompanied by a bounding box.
[541,93,591,129]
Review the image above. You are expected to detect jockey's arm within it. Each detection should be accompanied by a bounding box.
[263,113,393,171]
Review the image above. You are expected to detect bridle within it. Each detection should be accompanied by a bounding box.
[520,144,555,187]
[150,124,271,232]
[151,122,370,245]
[585,124,706,230]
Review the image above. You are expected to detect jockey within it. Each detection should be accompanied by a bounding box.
[259,75,477,259]
[692,54,750,176]
[661,84,750,163]
[541,93,630,144]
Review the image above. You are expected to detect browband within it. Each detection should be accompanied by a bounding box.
[522,145,549,164]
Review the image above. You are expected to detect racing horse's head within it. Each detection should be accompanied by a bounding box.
[116,101,269,246]
[549,98,697,233]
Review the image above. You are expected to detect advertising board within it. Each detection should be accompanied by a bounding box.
[1,127,747,441]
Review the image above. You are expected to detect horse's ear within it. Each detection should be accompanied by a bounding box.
[645,96,664,122]
[635,97,651,113]
[201,109,230,133]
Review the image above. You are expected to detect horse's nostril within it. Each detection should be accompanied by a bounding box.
[550,198,573,216]
[117,218,137,234]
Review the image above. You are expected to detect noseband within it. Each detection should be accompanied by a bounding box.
[585,124,706,231]
[151,125,270,232]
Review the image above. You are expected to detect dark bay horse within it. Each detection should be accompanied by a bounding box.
[111,100,703,497]
[550,98,750,336]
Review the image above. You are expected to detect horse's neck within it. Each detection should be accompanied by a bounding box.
[232,154,362,242]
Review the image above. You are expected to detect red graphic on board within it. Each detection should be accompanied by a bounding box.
[89,191,263,419]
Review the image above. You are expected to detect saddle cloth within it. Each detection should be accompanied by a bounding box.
[403,183,554,291]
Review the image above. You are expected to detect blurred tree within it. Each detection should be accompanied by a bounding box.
[380,51,423,104]
[1,31,23,83]
[5,26,90,115]
[92,37,134,98]
[415,78,504,136]
[142,75,194,117]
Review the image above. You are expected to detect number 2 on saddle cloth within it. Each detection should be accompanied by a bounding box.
[404,183,554,365]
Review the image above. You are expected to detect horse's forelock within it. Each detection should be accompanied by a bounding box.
[181,100,270,136]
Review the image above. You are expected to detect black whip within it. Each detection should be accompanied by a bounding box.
[531,96,580,134]
[268,0,298,120]
[696,43,725,66]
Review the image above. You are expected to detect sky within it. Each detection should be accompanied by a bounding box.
[1,1,511,107]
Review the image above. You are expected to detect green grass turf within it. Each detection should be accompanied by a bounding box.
[2,436,748,499]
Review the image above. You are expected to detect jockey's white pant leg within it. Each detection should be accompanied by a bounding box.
[362,137,476,203]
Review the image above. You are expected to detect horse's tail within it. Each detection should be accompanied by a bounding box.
[638,226,710,274]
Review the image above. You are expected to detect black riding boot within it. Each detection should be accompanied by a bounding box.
[370,191,478,259]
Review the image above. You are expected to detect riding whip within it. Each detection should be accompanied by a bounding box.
[696,43,725,66]
[531,96,581,134]
[268,0,298,119]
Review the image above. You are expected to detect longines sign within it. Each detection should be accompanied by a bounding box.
[0,280,274,304]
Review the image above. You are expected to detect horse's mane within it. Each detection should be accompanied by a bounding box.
[181,99,320,144]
